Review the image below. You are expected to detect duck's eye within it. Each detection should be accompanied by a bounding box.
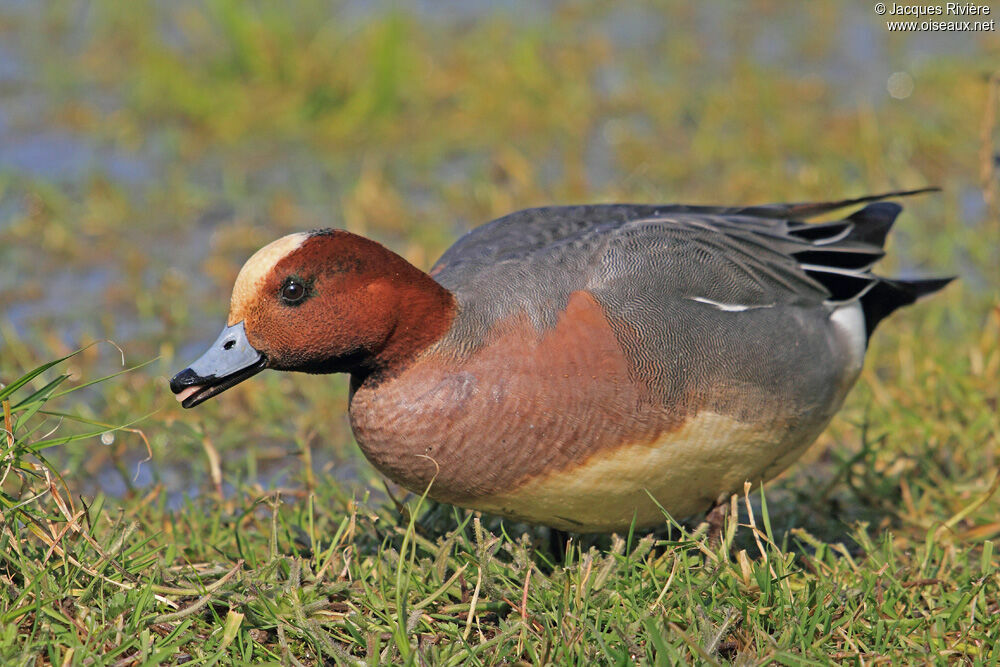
[280,279,308,305]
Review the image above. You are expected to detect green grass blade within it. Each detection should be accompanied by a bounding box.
[0,351,79,402]
[26,412,155,451]
[48,357,159,400]
[10,374,70,411]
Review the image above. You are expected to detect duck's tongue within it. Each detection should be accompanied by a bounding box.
[174,385,202,404]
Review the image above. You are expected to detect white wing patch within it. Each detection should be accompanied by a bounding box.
[687,296,775,312]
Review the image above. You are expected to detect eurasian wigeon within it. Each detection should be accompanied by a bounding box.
[171,189,952,532]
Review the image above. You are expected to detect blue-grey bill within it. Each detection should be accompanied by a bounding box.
[169,321,267,408]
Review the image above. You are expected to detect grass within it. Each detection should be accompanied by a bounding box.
[1,1,998,664]
[1,343,999,664]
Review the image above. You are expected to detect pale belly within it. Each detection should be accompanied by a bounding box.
[469,411,830,532]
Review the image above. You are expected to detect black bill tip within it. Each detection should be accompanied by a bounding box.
[169,356,268,408]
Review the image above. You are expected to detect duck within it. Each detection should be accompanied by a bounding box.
[170,189,952,532]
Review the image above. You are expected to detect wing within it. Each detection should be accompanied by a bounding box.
[432,189,941,348]
[430,188,937,286]
[430,189,950,441]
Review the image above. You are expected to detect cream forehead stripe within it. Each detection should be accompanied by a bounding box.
[228,233,309,325]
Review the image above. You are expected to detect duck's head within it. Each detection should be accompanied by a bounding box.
[170,229,454,408]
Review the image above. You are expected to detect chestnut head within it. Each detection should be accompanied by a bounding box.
[170,230,454,407]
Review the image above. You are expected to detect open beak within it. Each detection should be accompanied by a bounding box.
[169,321,268,408]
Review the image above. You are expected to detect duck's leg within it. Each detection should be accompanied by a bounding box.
[548,528,571,561]
[704,500,729,547]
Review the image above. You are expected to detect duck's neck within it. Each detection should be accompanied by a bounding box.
[353,252,457,386]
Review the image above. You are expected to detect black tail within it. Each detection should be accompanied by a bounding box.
[843,194,955,335]
[844,202,902,247]
[671,187,954,334]
[860,276,955,337]
[777,189,954,336]
[781,189,955,328]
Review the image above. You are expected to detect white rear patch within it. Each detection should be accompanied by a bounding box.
[228,233,309,325]
[687,296,774,312]
[472,411,824,532]
[829,301,867,373]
